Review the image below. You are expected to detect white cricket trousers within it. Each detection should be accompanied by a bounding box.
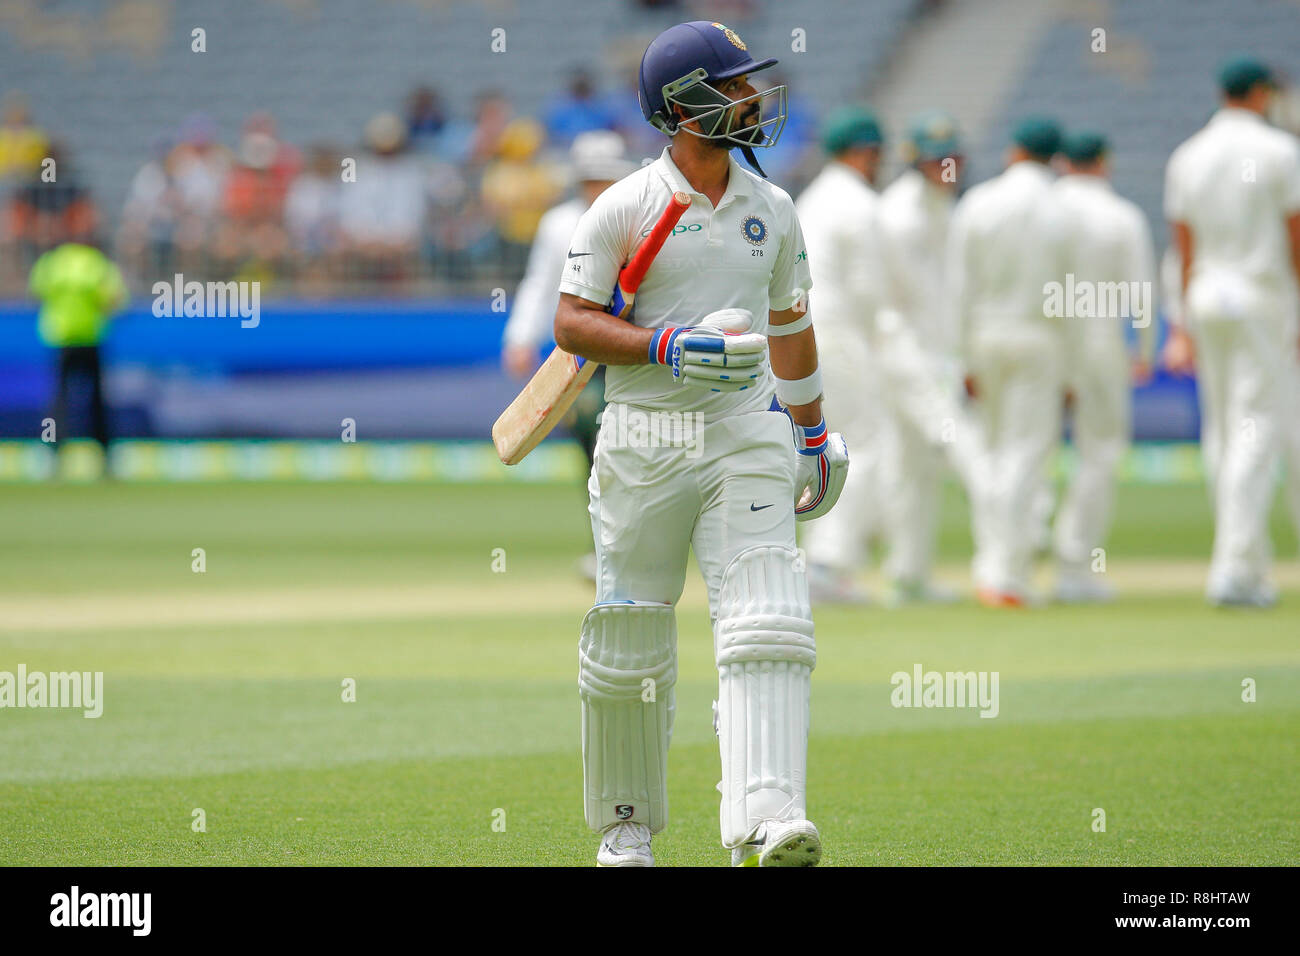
[966,322,1066,593]
[1054,337,1130,573]
[588,404,798,613]
[875,322,982,585]
[1192,313,1290,592]
[1286,345,1300,547]
[800,322,885,572]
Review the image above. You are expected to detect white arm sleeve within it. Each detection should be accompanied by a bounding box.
[1163,150,1187,223]
[1282,137,1300,215]
[557,189,631,306]
[1130,208,1159,352]
[768,197,813,312]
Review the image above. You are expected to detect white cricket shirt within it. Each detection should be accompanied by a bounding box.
[557,146,812,419]
[876,167,956,352]
[946,160,1064,350]
[794,160,882,335]
[1053,173,1157,352]
[1164,107,1300,294]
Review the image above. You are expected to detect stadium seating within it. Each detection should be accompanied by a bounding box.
[972,0,1300,231]
[0,0,916,230]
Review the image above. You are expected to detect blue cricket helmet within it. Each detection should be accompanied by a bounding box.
[638,20,787,176]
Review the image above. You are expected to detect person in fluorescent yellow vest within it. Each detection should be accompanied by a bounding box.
[29,241,127,465]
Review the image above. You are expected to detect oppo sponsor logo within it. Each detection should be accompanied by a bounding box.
[640,223,703,238]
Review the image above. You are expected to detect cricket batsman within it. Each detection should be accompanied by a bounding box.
[948,117,1066,606]
[502,131,635,578]
[554,20,847,866]
[795,106,887,604]
[1050,131,1157,602]
[872,111,977,604]
[1162,56,1300,606]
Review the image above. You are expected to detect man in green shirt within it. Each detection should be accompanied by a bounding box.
[29,242,127,467]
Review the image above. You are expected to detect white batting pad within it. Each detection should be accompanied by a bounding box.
[579,601,677,834]
[714,546,816,848]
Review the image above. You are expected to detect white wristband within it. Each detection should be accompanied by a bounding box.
[767,312,812,336]
[774,367,823,406]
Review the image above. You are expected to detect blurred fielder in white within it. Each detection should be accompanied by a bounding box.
[502,131,637,379]
[795,106,887,604]
[1163,56,1300,607]
[501,131,635,579]
[1165,244,1300,557]
[948,117,1065,606]
[873,111,980,604]
[1050,131,1157,602]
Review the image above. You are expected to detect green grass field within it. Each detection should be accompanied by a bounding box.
[1,475,1297,866]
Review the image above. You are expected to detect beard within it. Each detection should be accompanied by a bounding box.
[730,105,765,144]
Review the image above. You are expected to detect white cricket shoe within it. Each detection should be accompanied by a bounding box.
[1207,579,1277,608]
[807,563,871,605]
[886,578,961,607]
[731,819,822,867]
[597,821,653,867]
[1054,571,1116,604]
[729,826,764,867]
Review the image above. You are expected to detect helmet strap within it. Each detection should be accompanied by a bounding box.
[740,144,768,178]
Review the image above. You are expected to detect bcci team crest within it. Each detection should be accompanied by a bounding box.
[742,215,768,245]
[711,22,746,50]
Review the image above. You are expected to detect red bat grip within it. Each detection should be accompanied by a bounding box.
[617,191,691,295]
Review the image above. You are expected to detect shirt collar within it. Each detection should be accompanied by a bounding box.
[908,167,952,203]
[1005,159,1055,184]
[1060,172,1109,190]
[826,158,871,187]
[1212,105,1267,126]
[656,145,752,206]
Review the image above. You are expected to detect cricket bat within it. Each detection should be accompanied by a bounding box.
[492,190,692,465]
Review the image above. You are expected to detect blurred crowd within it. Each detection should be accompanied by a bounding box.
[0,74,819,298]
[0,94,98,294]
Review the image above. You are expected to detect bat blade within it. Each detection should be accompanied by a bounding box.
[491,349,595,465]
[491,190,692,465]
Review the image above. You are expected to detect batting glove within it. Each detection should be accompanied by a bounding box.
[786,414,850,522]
[647,308,767,392]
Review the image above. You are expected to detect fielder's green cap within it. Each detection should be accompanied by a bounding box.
[1011,115,1062,160]
[1062,130,1109,164]
[905,110,961,162]
[1219,55,1275,98]
[822,106,883,154]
